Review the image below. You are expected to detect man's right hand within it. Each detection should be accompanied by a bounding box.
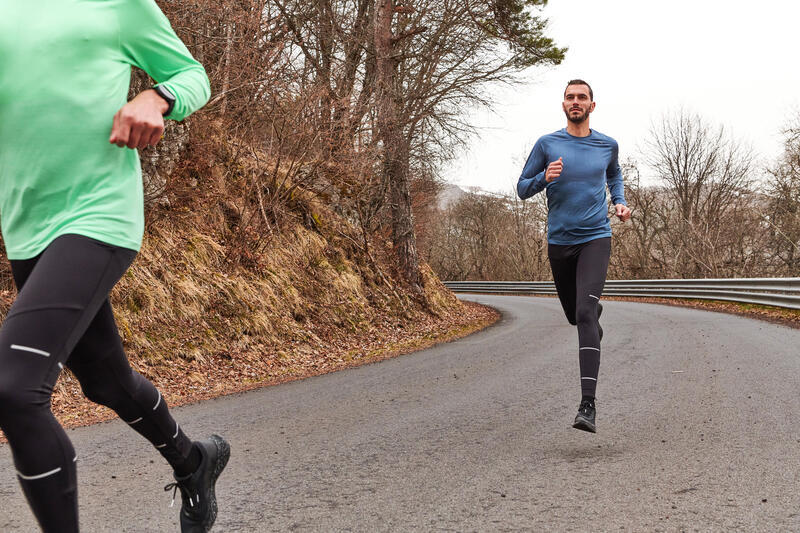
[546,157,563,182]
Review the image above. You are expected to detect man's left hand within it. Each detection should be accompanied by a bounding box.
[109,90,169,150]
[615,203,631,222]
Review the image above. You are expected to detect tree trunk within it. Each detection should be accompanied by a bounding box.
[374,0,422,291]
[220,21,233,115]
[317,0,334,146]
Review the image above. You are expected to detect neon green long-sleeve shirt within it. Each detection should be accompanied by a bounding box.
[0,0,210,259]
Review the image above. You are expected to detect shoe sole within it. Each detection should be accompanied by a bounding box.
[572,417,596,433]
[205,434,231,531]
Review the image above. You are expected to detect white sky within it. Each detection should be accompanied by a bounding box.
[443,0,800,193]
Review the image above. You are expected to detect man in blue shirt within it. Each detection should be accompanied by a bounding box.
[517,79,631,433]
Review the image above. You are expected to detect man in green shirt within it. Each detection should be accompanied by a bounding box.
[0,1,228,531]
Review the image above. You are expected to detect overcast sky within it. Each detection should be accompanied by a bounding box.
[443,0,800,193]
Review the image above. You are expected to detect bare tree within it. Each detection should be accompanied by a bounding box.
[374,0,423,290]
[765,117,800,274]
[138,0,566,291]
[608,161,672,279]
[423,190,550,281]
[644,110,758,277]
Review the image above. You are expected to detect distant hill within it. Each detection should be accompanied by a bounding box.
[437,183,467,210]
[438,183,512,210]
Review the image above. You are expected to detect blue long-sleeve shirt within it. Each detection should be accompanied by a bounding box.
[517,128,626,245]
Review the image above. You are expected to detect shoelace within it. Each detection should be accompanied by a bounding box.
[164,482,200,509]
[579,400,594,414]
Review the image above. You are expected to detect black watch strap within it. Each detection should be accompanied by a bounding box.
[153,85,176,117]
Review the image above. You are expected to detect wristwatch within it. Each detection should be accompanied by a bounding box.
[152,85,176,116]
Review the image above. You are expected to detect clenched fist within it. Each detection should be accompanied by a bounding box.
[615,203,632,222]
[545,157,563,182]
[109,90,169,150]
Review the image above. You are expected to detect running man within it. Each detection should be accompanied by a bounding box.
[517,79,631,433]
[0,1,228,531]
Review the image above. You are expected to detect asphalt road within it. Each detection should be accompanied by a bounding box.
[1,295,799,532]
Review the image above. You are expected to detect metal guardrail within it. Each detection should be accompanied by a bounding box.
[443,278,800,310]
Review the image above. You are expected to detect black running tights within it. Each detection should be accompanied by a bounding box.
[548,237,611,399]
[0,235,193,532]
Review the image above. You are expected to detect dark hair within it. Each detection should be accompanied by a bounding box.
[564,79,593,101]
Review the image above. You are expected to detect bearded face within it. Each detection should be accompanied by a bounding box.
[564,105,590,124]
[562,84,595,125]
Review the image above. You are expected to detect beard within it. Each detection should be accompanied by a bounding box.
[564,107,589,124]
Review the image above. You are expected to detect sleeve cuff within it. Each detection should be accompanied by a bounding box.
[536,172,548,189]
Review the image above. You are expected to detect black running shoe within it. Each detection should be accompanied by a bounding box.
[165,434,230,532]
[572,399,596,433]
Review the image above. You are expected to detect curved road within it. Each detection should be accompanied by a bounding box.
[1,295,799,531]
